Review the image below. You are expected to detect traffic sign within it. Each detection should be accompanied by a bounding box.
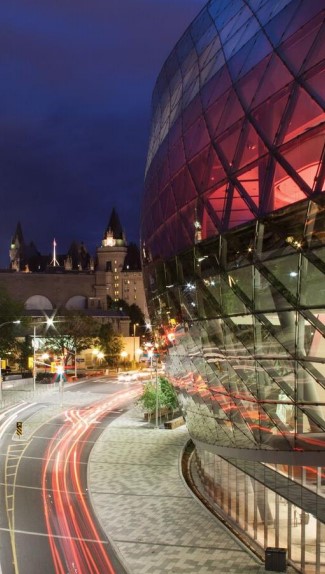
[16,421,23,436]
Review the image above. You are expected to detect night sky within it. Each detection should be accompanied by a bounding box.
[0,0,205,267]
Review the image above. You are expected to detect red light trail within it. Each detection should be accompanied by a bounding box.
[42,385,141,574]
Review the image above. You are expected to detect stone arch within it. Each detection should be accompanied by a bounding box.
[65,295,87,310]
[25,295,53,310]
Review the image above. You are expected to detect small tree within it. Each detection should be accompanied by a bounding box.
[137,376,179,417]
[15,337,33,371]
[137,381,165,415]
[98,323,124,367]
[0,287,26,360]
[159,376,179,410]
[42,311,100,365]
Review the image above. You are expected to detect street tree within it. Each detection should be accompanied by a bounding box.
[42,311,100,366]
[0,287,25,359]
[98,323,124,367]
[107,297,145,335]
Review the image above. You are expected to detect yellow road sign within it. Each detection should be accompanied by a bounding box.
[16,422,23,436]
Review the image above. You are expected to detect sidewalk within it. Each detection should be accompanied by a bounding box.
[89,407,270,574]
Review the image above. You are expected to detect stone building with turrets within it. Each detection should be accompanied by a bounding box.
[2,209,148,334]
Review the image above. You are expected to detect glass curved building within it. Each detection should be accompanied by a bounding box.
[141,0,325,571]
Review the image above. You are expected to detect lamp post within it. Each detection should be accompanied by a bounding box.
[132,323,139,367]
[120,350,128,370]
[57,363,64,408]
[0,320,21,407]
[148,349,159,429]
[135,348,143,365]
[32,317,54,392]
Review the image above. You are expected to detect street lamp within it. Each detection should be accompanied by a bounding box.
[135,348,143,364]
[92,348,104,366]
[132,323,139,367]
[120,350,128,370]
[148,349,159,430]
[57,364,64,408]
[32,318,54,392]
[0,320,21,406]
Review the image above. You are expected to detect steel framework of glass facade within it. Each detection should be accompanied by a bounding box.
[141,0,325,571]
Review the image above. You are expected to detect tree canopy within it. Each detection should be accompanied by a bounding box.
[106,296,145,334]
[98,323,124,366]
[42,311,100,365]
[0,287,25,358]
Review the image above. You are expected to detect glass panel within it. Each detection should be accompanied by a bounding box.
[225,226,256,268]
[261,201,308,257]
[159,184,176,219]
[197,25,219,59]
[253,90,291,146]
[282,88,324,144]
[264,254,300,299]
[199,146,226,193]
[205,89,231,136]
[238,32,272,80]
[172,168,197,209]
[262,310,296,355]
[216,91,244,135]
[254,271,279,311]
[182,92,202,132]
[168,139,185,177]
[200,50,226,94]
[237,125,266,170]
[300,258,325,307]
[313,247,325,264]
[280,132,324,189]
[319,521,325,571]
[182,77,200,109]
[231,314,254,353]
[230,266,253,301]
[291,502,303,565]
[228,188,256,228]
[221,279,247,315]
[183,115,210,161]
[217,121,244,164]
[205,184,227,223]
[261,356,296,398]
[254,54,294,109]
[201,205,220,239]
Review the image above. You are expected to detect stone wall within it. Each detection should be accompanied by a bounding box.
[0,271,95,309]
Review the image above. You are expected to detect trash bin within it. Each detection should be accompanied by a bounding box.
[265,547,287,572]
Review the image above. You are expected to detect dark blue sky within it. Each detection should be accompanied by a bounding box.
[0,0,205,267]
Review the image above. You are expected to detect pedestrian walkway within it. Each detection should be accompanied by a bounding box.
[89,407,276,574]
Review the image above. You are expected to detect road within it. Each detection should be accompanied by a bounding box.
[0,376,142,574]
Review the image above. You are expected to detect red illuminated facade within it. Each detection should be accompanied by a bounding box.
[142,0,325,570]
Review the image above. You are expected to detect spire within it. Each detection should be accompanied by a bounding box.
[50,238,60,267]
[105,208,124,241]
[11,221,24,247]
[102,208,126,247]
[9,222,25,270]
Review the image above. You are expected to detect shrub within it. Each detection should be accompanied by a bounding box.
[159,376,178,410]
[138,376,179,413]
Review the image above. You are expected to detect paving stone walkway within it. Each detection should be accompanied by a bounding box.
[89,407,274,574]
